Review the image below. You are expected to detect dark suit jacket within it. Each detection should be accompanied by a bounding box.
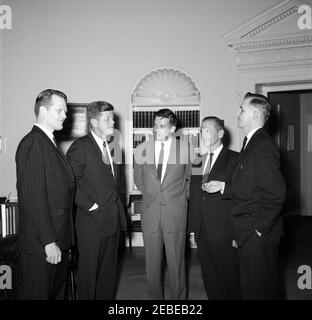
[223,128,286,246]
[188,147,239,242]
[66,133,127,236]
[16,126,75,254]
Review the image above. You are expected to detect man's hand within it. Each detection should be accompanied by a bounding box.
[255,230,262,237]
[232,240,238,248]
[205,181,225,194]
[89,203,99,211]
[45,242,62,264]
[189,233,197,247]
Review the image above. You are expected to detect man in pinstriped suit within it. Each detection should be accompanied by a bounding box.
[16,89,75,299]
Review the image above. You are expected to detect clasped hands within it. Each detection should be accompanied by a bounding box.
[201,180,225,194]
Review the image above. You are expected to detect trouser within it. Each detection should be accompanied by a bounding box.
[197,233,241,300]
[19,251,69,300]
[238,231,281,300]
[76,222,120,300]
[142,228,186,300]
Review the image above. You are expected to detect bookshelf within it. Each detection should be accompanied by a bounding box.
[130,104,201,193]
[126,68,201,246]
[1,202,19,238]
[0,202,19,299]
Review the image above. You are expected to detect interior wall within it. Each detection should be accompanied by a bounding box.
[300,93,312,215]
[0,15,3,195]
[0,0,282,196]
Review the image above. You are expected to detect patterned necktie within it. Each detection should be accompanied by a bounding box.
[240,136,248,153]
[203,152,214,181]
[157,143,164,180]
[103,141,114,176]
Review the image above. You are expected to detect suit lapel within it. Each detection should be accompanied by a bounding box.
[88,132,103,162]
[88,133,115,180]
[32,126,74,182]
[162,137,178,184]
[208,147,227,178]
[146,138,158,179]
[55,145,75,182]
[232,128,264,182]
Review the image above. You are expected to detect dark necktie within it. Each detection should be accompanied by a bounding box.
[240,136,248,152]
[203,152,214,181]
[103,141,113,176]
[157,143,164,180]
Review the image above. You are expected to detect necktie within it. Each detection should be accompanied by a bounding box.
[203,152,214,180]
[53,136,58,147]
[157,143,164,180]
[240,136,248,152]
[103,141,114,176]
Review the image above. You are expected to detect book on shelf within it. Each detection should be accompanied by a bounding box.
[133,133,148,148]
[131,214,141,222]
[0,203,18,238]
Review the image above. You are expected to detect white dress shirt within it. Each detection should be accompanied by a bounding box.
[202,144,223,175]
[91,130,114,177]
[35,123,56,146]
[154,137,172,183]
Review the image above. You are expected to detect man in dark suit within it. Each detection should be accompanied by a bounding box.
[16,89,75,299]
[188,116,241,300]
[207,93,286,299]
[134,109,195,300]
[66,101,127,300]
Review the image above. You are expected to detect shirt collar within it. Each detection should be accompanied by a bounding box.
[91,130,107,149]
[155,136,172,146]
[246,126,262,142]
[35,123,54,143]
[210,143,223,159]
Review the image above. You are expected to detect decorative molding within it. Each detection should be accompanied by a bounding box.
[131,68,200,105]
[224,0,312,147]
[223,0,312,52]
[241,6,298,39]
[230,35,312,52]
[237,45,312,67]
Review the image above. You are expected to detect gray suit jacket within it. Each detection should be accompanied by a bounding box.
[134,137,193,233]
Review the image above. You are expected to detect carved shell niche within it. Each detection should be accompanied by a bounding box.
[132,69,200,104]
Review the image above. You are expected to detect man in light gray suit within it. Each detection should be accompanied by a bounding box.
[134,108,194,300]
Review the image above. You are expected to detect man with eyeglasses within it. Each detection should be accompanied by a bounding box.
[134,108,195,300]
[188,116,241,300]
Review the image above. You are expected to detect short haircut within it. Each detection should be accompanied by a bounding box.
[87,101,114,124]
[34,89,67,117]
[202,116,225,131]
[154,108,177,127]
[244,92,271,122]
